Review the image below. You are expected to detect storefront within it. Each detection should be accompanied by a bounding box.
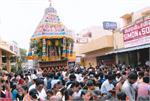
[113,15,150,67]
[138,48,149,65]
[115,14,150,67]
[0,40,18,72]
[96,54,115,66]
[115,46,149,67]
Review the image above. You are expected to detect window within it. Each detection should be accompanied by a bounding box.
[126,16,132,25]
[121,13,133,26]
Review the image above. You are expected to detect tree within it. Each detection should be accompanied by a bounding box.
[16,48,27,71]
[20,48,27,62]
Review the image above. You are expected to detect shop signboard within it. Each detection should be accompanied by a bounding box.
[123,15,150,48]
[103,21,117,30]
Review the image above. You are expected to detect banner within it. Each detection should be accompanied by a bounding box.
[123,15,150,48]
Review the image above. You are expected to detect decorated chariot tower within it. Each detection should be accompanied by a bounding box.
[27,1,75,73]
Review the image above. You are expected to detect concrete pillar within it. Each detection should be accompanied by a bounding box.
[127,52,130,65]
[137,51,140,65]
[6,52,11,72]
[115,54,119,64]
[0,49,2,70]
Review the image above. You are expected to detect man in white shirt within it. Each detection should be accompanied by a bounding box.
[29,78,47,101]
[122,71,138,101]
[51,75,60,89]
[28,74,38,91]
[71,81,82,99]
[101,74,115,95]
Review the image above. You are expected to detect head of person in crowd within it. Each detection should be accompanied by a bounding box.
[116,71,121,78]
[48,72,54,79]
[29,89,39,101]
[33,70,37,75]
[64,89,74,101]
[103,68,108,75]
[88,73,95,80]
[70,81,80,93]
[35,78,44,92]
[81,76,88,87]
[121,71,126,76]
[144,69,149,77]
[69,69,74,74]
[107,74,114,84]
[19,74,24,84]
[22,85,28,96]
[11,83,17,92]
[117,92,127,101]
[81,90,87,99]
[82,71,87,77]
[57,81,63,89]
[86,79,95,91]
[119,75,127,84]
[94,72,99,79]
[69,74,76,81]
[1,73,8,81]
[128,71,138,84]
[47,89,54,100]
[24,76,29,84]
[57,72,62,77]
[17,84,24,98]
[31,74,38,84]
[143,76,149,84]
[138,71,144,79]
[52,81,62,94]
[55,87,66,100]
[5,82,11,92]
[93,90,101,100]
[82,91,94,101]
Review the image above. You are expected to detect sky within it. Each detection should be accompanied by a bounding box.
[0,0,150,50]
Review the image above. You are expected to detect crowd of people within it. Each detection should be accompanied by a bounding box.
[0,63,149,101]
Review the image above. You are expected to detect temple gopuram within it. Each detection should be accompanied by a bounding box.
[27,1,75,73]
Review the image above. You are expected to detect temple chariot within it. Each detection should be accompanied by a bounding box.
[27,2,75,73]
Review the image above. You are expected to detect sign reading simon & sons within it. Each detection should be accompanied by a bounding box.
[123,15,150,48]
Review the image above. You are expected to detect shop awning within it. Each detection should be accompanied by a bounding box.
[114,44,150,53]
[0,45,16,55]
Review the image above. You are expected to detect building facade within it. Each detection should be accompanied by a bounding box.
[75,26,113,67]
[76,7,150,67]
[114,7,150,67]
[0,38,20,72]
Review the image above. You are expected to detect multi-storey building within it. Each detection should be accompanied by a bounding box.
[76,7,150,67]
[0,38,20,72]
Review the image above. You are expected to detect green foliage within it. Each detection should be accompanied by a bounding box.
[11,65,17,73]
[20,48,27,62]
[2,66,7,71]
[12,48,27,73]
